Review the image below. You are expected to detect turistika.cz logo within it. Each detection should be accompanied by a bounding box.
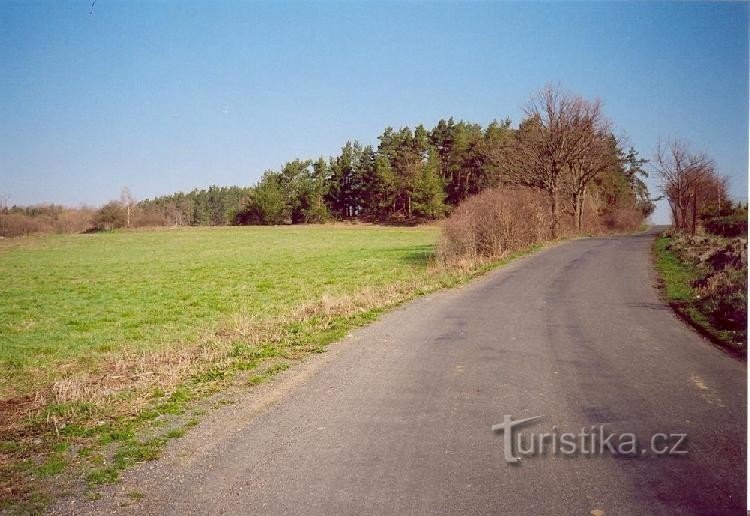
[491,415,688,463]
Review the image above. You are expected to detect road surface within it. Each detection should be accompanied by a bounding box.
[60,228,746,515]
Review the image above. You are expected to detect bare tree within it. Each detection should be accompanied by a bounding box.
[564,105,614,232]
[120,186,135,228]
[654,138,716,234]
[0,193,8,237]
[503,85,611,234]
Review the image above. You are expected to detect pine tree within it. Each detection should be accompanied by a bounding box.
[413,147,447,219]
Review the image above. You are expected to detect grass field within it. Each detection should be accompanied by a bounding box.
[0,225,440,398]
[4,224,500,510]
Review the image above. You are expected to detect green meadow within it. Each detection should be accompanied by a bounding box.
[1,223,540,511]
[0,225,439,398]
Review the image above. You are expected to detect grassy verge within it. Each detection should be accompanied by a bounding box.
[653,234,746,356]
[0,225,541,512]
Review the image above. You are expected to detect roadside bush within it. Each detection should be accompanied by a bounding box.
[704,215,748,238]
[666,233,748,348]
[436,187,552,264]
[694,268,747,333]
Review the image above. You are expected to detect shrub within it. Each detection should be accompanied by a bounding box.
[0,206,95,237]
[600,207,643,232]
[235,179,290,225]
[53,207,96,233]
[665,233,747,348]
[436,187,552,264]
[92,202,127,231]
[131,206,168,227]
[0,212,47,237]
[704,215,748,238]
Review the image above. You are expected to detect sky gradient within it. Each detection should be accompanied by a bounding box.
[1,1,748,223]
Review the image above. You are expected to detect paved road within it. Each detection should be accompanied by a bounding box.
[61,228,746,515]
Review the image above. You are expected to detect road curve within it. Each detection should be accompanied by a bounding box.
[60,228,746,515]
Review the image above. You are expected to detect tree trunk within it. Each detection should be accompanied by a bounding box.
[691,190,697,235]
[550,187,561,237]
[574,189,585,233]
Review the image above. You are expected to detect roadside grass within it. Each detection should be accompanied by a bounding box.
[654,236,697,302]
[653,235,745,355]
[0,224,541,512]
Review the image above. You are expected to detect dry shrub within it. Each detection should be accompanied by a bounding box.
[668,234,747,348]
[0,213,47,237]
[53,207,96,233]
[131,206,168,227]
[601,207,643,232]
[437,187,553,264]
[0,206,95,237]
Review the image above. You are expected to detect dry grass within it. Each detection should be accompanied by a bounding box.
[1,278,434,434]
[1,269,481,512]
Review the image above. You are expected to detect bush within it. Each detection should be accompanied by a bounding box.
[0,206,95,237]
[92,202,127,231]
[131,206,168,227]
[436,187,552,264]
[235,178,290,225]
[665,233,747,349]
[704,215,748,238]
[0,213,47,237]
[600,207,643,232]
[54,207,96,233]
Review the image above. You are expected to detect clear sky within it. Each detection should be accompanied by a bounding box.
[1,1,747,223]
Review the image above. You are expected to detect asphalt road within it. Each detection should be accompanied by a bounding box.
[60,228,746,515]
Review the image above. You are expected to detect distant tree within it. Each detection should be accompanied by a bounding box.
[124,95,655,231]
[138,186,252,226]
[236,172,289,225]
[303,157,331,223]
[620,145,655,218]
[327,142,365,219]
[430,118,487,204]
[377,126,432,218]
[120,187,135,228]
[93,201,127,231]
[277,159,330,223]
[355,146,383,219]
[412,147,447,218]
[504,85,612,234]
[476,118,514,191]
[655,138,721,234]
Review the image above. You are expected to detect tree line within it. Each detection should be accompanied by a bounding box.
[136,86,655,234]
[654,137,742,235]
[3,86,664,238]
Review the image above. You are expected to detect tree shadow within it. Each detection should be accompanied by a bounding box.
[396,244,435,266]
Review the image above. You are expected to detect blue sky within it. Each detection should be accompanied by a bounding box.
[1,1,747,223]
